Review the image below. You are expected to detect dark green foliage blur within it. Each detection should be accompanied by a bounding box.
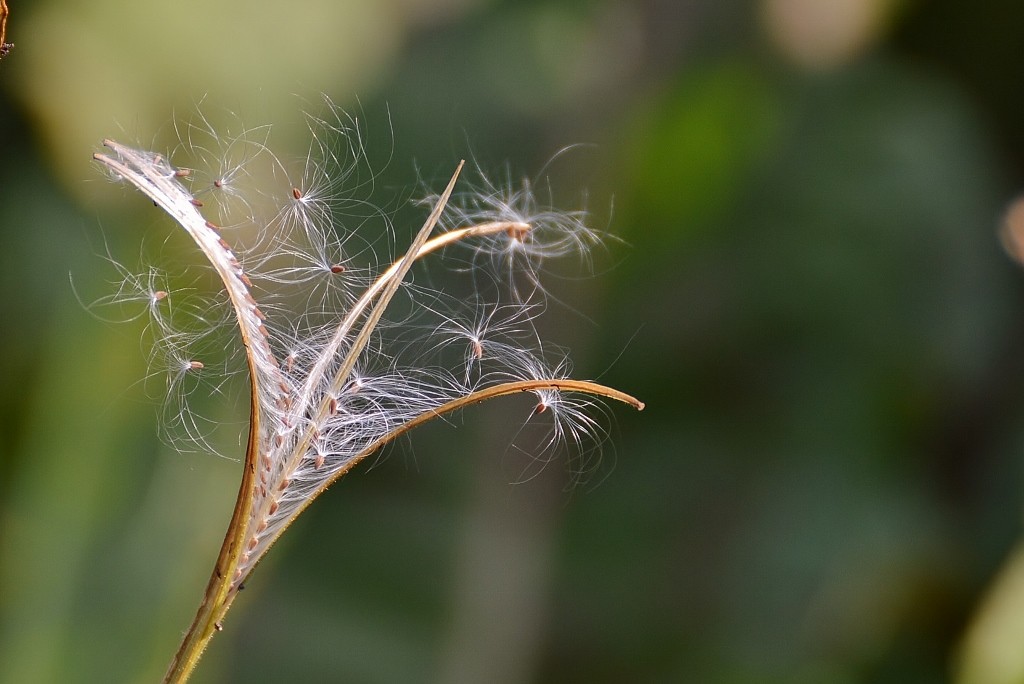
[2,1,1024,682]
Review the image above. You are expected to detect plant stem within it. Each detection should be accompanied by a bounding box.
[162,395,260,683]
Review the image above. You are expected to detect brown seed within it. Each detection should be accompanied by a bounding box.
[152,290,168,301]
[190,198,204,207]
[292,187,303,200]
[506,223,531,241]
[188,360,204,370]
[205,220,220,231]
[330,263,346,274]
[174,168,191,178]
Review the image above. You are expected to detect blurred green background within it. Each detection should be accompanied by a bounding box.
[4,0,1024,682]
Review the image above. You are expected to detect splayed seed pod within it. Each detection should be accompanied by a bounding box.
[93,117,642,684]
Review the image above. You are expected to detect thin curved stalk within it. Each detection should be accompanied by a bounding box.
[160,396,259,684]
[254,379,645,559]
[93,141,273,684]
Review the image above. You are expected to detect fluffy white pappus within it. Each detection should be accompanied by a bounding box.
[172,110,274,230]
[269,102,383,244]
[78,248,174,331]
[150,339,247,456]
[418,157,608,296]
[239,365,468,568]
[78,240,262,455]
[407,298,548,387]
[492,351,615,486]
